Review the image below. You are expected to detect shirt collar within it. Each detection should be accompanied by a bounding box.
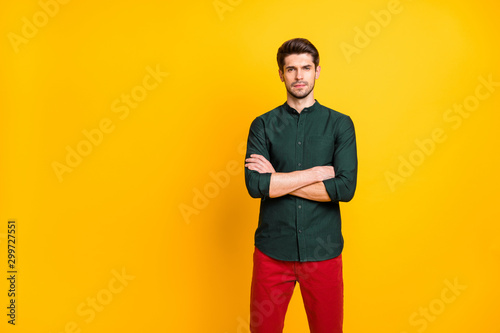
[283,99,320,115]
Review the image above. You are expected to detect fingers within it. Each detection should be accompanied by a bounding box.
[245,162,270,173]
[324,166,335,179]
[245,157,266,168]
[326,166,335,177]
[247,154,266,163]
[245,154,275,173]
[314,165,335,180]
[245,154,268,166]
[245,161,272,173]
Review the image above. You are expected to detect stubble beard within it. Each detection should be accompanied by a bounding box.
[286,81,315,100]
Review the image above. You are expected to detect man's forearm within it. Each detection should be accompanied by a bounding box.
[246,154,335,199]
[289,182,331,202]
[269,169,321,198]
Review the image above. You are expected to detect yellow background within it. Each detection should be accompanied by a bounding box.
[1,0,499,332]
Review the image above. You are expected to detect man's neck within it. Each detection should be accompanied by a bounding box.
[286,94,316,113]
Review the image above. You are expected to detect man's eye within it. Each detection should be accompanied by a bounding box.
[287,68,294,72]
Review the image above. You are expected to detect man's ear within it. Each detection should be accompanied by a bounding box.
[315,65,321,80]
[278,69,284,82]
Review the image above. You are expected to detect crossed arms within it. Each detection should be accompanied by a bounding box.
[244,116,357,203]
[245,154,335,202]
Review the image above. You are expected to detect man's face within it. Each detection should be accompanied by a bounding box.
[279,53,321,100]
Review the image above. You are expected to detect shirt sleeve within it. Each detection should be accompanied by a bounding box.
[244,117,272,199]
[323,115,358,202]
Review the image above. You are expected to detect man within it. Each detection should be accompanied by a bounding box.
[244,38,358,333]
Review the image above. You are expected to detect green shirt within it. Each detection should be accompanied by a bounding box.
[244,100,357,262]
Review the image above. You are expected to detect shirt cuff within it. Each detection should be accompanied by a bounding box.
[259,173,272,198]
[322,178,337,201]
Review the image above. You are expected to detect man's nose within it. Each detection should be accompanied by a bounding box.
[296,69,303,79]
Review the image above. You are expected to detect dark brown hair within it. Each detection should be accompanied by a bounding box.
[277,38,319,71]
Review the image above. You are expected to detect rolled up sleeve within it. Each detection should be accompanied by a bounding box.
[245,117,272,199]
[323,116,358,202]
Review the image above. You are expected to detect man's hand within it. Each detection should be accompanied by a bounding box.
[245,155,335,181]
[246,154,336,200]
[245,154,276,174]
[311,165,335,181]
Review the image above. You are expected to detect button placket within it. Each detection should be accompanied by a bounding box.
[296,113,305,170]
[295,112,307,260]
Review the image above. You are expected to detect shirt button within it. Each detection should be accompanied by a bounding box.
[298,229,302,233]
[298,141,302,145]
[298,205,302,209]
[298,163,302,167]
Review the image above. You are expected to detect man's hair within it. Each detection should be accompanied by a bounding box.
[277,38,319,71]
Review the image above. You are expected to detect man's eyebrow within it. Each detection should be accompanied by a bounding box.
[285,64,312,69]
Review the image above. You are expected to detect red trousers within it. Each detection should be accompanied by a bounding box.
[250,247,343,333]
